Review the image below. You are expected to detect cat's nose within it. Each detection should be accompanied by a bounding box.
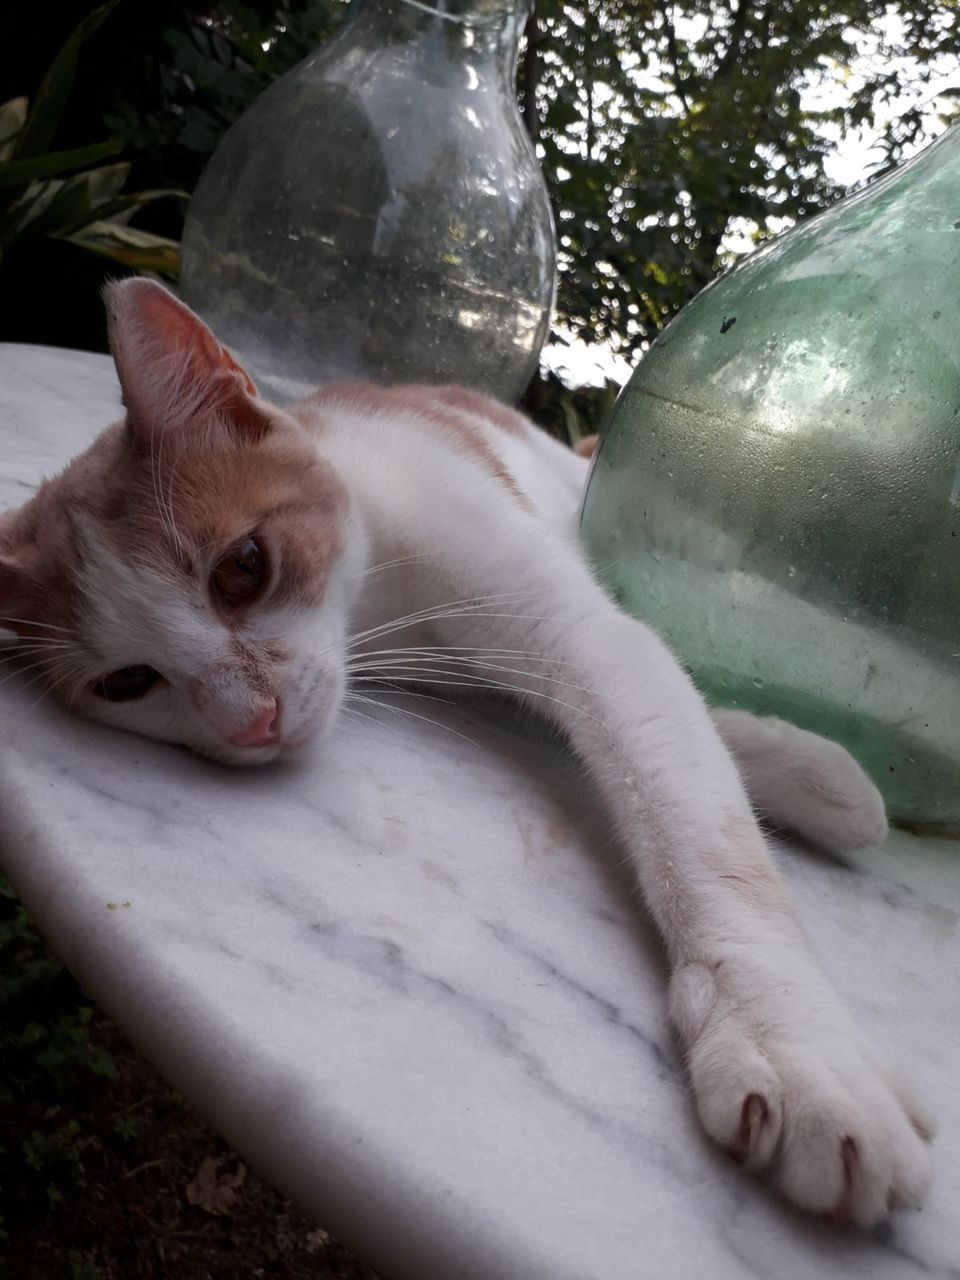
[229,700,281,748]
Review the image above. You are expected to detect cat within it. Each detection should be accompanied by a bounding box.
[0,278,932,1224]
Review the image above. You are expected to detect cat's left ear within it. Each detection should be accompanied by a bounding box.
[104,278,270,441]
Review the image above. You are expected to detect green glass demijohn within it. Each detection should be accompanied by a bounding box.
[581,124,960,828]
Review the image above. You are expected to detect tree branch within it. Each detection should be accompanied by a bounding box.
[717,0,750,78]
[660,4,692,114]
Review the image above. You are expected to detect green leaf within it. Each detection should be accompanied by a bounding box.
[83,1046,118,1080]
[0,164,183,257]
[14,0,125,159]
[81,162,131,203]
[0,140,123,190]
[0,98,27,163]
[62,220,180,276]
[7,174,94,245]
[90,187,189,228]
[0,181,55,249]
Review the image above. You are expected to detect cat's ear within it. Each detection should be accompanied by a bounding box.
[104,278,270,441]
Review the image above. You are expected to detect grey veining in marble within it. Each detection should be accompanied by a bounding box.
[1,343,959,1279]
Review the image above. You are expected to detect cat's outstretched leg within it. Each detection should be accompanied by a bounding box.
[710,708,888,852]
[441,551,932,1223]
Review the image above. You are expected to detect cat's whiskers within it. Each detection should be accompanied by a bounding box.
[346,643,582,669]
[0,638,75,655]
[341,595,572,658]
[66,666,97,713]
[348,551,433,581]
[351,652,600,698]
[339,701,384,731]
[0,648,76,670]
[336,590,603,728]
[341,590,535,652]
[0,638,82,693]
[0,617,75,635]
[351,677,452,705]
[347,643,603,702]
[17,670,62,703]
[27,656,91,712]
[342,692,454,741]
[349,664,603,725]
[0,650,87,703]
[0,655,64,691]
[340,698,430,744]
[343,689,482,748]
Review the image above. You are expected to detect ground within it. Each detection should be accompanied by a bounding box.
[0,884,380,1280]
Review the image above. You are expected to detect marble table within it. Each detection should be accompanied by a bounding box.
[1,343,959,1280]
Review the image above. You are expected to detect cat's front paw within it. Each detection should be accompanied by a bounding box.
[670,960,934,1224]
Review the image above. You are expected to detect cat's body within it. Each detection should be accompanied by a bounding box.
[0,280,933,1224]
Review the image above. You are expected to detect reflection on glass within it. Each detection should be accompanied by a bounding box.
[581,125,960,827]
[180,0,555,404]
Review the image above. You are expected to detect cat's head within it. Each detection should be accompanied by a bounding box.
[0,278,364,764]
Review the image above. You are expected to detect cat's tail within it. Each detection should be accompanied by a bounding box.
[711,708,888,853]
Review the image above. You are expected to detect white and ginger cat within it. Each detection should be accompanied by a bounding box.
[0,279,933,1224]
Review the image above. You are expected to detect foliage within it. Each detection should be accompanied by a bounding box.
[1,0,958,362]
[0,874,381,1278]
[0,2,346,346]
[521,369,620,446]
[525,0,960,356]
[91,0,347,265]
[0,876,117,1217]
[0,0,183,288]
[9,1,350,197]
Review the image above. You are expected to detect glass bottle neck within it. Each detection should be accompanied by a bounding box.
[396,0,531,21]
[347,0,531,79]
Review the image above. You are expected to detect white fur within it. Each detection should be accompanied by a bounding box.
[70,507,363,764]
[287,393,931,1225]
[44,281,932,1222]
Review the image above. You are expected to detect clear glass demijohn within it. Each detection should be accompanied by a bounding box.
[180,0,556,403]
[581,124,960,829]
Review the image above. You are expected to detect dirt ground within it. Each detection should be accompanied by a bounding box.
[1,1009,382,1280]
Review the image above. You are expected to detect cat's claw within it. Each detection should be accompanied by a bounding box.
[672,961,934,1224]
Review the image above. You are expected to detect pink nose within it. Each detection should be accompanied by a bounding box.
[229,700,281,748]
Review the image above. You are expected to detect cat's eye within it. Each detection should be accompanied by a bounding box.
[94,665,162,702]
[211,536,267,607]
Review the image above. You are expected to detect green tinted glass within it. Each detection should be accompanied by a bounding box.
[581,125,960,828]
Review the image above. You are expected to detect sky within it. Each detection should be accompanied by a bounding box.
[543,18,959,388]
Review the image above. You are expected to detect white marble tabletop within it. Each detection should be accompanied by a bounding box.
[1,343,959,1280]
